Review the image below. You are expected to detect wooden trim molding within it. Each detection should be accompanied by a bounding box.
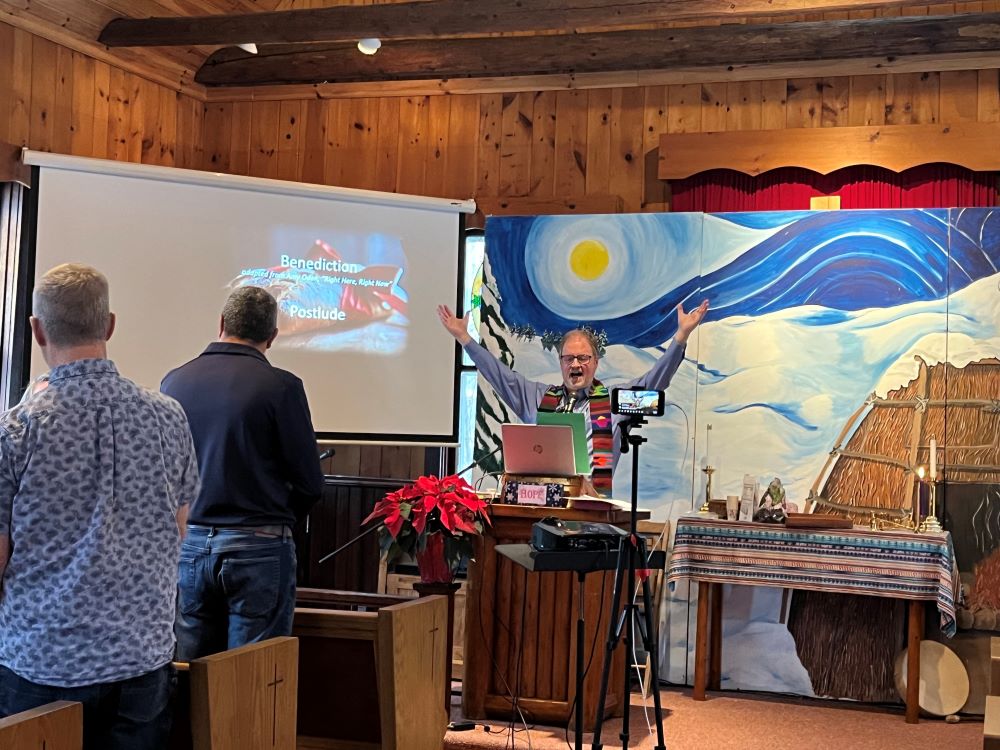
[471,194,624,228]
[658,122,1000,179]
[0,143,30,188]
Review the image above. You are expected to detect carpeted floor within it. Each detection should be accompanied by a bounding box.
[445,687,985,749]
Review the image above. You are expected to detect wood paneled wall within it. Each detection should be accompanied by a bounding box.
[320,444,431,482]
[0,22,204,168]
[198,70,1000,214]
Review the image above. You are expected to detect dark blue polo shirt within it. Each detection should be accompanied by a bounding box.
[161,342,323,527]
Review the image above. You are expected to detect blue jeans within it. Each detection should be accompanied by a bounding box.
[0,663,174,750]
[175,526,297,661]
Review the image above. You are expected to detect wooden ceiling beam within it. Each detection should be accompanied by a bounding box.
[201,52,1000,101]
[193,12,1000,87]
[99,0,958,47]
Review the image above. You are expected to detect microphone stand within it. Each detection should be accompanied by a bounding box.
[317,523,380,565]
[455,444,503,478]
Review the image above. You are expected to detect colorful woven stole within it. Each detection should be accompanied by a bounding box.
[538,380,614,493]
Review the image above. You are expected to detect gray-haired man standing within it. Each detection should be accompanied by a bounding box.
[0,263,200,750]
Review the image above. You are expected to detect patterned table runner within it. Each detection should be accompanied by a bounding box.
[667,517,959,635]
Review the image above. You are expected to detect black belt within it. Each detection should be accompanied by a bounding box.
[187,523,293,538]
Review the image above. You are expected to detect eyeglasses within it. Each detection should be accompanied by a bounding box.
[560,354,594,365]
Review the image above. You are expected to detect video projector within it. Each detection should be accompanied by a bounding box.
[531,517,628,552]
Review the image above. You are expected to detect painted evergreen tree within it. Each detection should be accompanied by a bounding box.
[471,254,514,480]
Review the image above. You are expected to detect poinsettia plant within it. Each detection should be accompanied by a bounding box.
[363,474,492,573]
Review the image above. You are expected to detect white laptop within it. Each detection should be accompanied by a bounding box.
[501,423,579,477]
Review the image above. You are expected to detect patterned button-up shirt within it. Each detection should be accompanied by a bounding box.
[0,358,200,687]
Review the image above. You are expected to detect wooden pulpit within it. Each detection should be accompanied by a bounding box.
[189,637,299,750]
[462,504,647,729]
[0,700,82,750]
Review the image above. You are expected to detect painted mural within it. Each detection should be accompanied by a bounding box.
[477,208,1000,698]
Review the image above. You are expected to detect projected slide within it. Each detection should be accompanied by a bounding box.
[230,234,409,355]
[26,152,472,439]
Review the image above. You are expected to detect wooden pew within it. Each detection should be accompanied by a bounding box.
[293,594,449,750]
[173,636,299,750]
[993,636,1000,697]
[988,697,1000,750]
[0,700,82,750]
[988,638,1000,750]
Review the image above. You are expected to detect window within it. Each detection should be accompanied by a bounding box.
[0,182,27,408]
[455,230,484,476]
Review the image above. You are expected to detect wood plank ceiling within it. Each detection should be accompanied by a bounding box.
[1,0,1000,98]
[0,0,288,94]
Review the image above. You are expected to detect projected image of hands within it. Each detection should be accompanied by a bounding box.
[230,235,409,355]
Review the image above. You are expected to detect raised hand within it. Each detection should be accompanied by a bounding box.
[674,299,710,344]
[436,304,473,345]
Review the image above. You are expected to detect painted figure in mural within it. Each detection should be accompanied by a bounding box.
[437,299,709,496]
[753,477,787,523]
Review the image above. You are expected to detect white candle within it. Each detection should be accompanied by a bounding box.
[929,438,937,480]
[706,423,713,467]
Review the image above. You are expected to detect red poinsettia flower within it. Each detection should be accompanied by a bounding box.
[363,473,493,571]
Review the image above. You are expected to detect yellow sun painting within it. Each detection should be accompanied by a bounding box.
[569,239,610,281]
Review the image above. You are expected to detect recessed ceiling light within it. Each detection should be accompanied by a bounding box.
[357,38,381,55]
[236,42,258,54]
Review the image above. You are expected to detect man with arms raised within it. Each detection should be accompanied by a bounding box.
[0,264,199,749]
[438,300,708,495]
[161,286,323,660]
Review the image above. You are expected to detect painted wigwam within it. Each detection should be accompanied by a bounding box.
[794,356,1000,705]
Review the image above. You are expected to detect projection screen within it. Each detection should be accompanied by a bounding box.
[23,151,475,442]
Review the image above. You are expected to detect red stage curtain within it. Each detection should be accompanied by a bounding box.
[669,163,1000,212]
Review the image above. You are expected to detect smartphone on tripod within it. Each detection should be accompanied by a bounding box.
[611,387,665,417]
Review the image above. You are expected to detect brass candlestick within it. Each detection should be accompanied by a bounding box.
[919,438,944,533]
[699,465,717,515]
[869,511,917,532]
[912,465,926,530]
[921,481,943,533]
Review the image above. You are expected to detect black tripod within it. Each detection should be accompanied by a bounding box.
[590,416,666,750]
